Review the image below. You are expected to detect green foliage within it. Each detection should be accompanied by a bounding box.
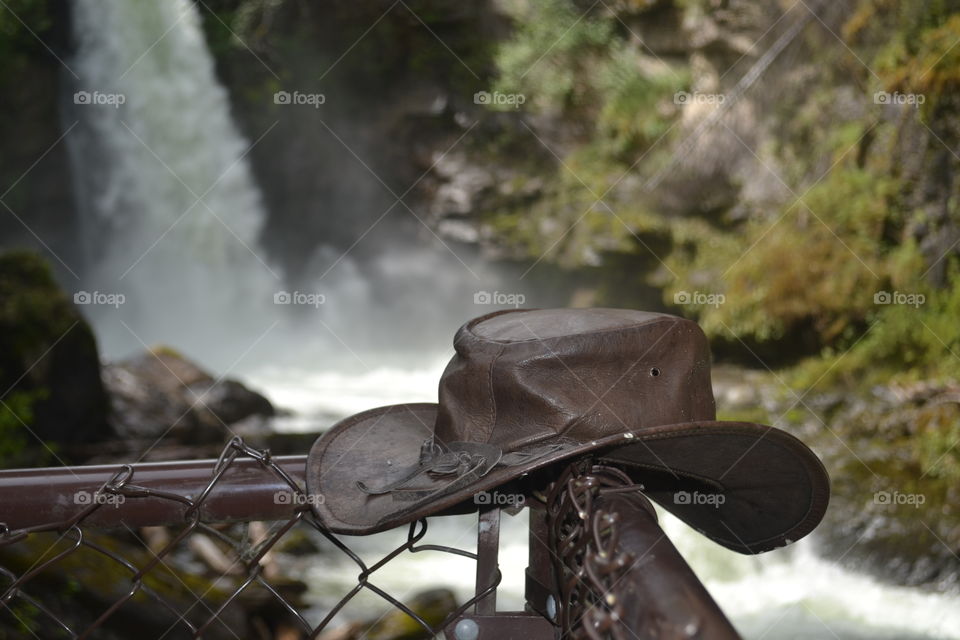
[596,49,685,158]
[792,263,960,388]
[486,0,959,388]
[484,142,665,266]
[666,164,903,345]
[480,0,684,273]
[494,0,616,114]
[846,0,960,115]
[0,390,41,466]
[493,0,679,155]
[0,250,85,465]
[0,0,53,72]
[0,250,77,363]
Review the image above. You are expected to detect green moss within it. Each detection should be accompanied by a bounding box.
[791,263,960,388]
[492,0,679,155]
[595,50,683,158]
[0,251,78,463]
[663,164,903,349]
[0,530,234,635]
[0,250,77,359]
[0,390,43,465]
[810,388,960,580]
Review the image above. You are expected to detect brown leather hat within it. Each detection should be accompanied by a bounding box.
[306,308,829,554]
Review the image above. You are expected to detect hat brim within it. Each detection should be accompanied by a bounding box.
[306,403,829,554]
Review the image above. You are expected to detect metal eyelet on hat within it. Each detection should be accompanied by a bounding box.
[650,367,661,377]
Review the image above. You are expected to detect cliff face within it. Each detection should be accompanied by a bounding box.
[416,0,960,366]
[198,0,509,281]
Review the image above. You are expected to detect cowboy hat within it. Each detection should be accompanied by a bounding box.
[306,308,829,554]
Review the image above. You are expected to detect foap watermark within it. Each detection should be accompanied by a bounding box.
[674,91,725,106]
[474,90,526,109]
[474,490,525,507]
[74,490,125,508]
[274,290,325,308]
[474,290,525,308]
[74,90,126,108]
[873,490,925,508]
[274,90,326,108]
[674,490,725,508]
[74,290,125,308]
[274,491,325,506]
[874,290,925,308]
[674,290,725,308]
[874,91,925,106]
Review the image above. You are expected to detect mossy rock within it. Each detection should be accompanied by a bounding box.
[0,529,246,639]
[0,250,110,465]
[802,383,960,588]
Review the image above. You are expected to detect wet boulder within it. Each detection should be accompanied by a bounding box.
[103,346,274,444]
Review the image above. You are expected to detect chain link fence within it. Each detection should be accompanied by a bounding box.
[1,437,739,640]
[0,437,501,640]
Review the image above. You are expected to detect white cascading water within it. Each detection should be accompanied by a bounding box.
[66,0,289,367]
[66,0,499,373]
[63,2,960,638]
[302,507,960,639]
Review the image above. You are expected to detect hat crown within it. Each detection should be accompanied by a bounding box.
[435,308,716,451]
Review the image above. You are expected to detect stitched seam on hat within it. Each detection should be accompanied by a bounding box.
[465,312,682,344]
[485,341,506,443]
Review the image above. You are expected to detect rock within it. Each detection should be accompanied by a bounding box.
[103,346,274,444]
[429,151,497,220]
[190,379,275,426]
[0,250,111,463]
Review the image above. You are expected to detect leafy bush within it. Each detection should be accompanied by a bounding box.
[669,165,904,343]
[792,264,960,388]
[494,0,616,115]
[492,0,679,155]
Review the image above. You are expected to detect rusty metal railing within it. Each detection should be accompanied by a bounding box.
[0,438,499,639]
[543,461,741,640]
[0,437,741,640]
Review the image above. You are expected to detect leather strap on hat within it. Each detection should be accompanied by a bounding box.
[356,439,572,500]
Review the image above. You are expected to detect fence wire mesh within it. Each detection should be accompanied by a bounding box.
[0,437,500,640]
[1,437,714,640]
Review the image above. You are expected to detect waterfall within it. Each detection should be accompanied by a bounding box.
[64,0,504,371]
[66,0,280,367]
